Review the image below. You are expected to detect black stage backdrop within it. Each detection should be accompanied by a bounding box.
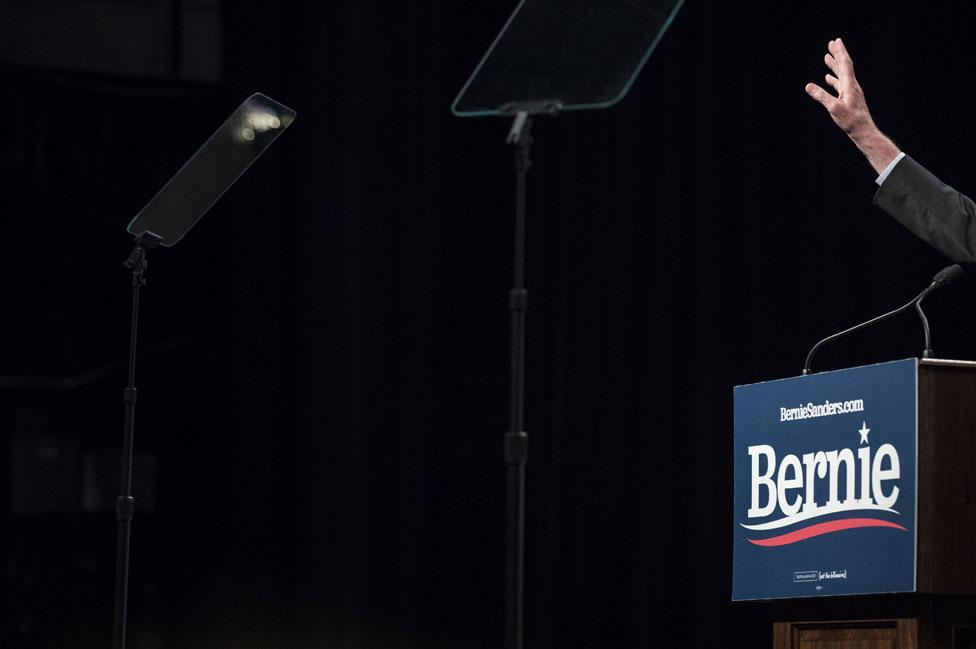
[3,2,976,648]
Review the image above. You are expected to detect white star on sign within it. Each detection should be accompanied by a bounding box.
[858,422,870,445]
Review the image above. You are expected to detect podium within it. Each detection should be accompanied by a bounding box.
[733,359,976,648]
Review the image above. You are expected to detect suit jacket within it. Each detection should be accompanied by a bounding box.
[873,154,976,263]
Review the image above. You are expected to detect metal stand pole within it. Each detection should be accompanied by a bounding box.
[504,111,532,649]
[112,232,160,649]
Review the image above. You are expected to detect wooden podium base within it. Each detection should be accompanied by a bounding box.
[770,595,976,649]
[774,619,917,649]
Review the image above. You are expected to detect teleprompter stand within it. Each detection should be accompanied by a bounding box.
[110,93,294,649]
[451,2,686,647]
[503,109,534,649]
[112,231,160,649]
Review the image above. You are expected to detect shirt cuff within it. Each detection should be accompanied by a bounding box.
[875,151,906,186]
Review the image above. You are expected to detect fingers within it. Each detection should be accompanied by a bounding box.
[805,82,836,111]
[825,74,839,91]
[827,37,855,77]
[824,53,840,78]
[829,38,853,64]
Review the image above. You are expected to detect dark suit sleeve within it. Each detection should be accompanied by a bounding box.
[872,155,976,263]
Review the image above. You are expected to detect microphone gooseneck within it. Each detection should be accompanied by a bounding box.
[801,264,963,375]
[915,297,933,358]
[916,264,963,358]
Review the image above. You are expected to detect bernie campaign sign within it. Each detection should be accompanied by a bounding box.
[732,358,917,600]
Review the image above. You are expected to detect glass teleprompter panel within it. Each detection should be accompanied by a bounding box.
[452,0,684,117]
[128,93,296,246]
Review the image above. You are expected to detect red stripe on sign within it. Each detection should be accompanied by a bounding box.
[747,518,907,547]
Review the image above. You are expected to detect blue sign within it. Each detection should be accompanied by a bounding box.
[732,359,918,600]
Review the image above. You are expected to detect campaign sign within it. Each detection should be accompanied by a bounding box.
[732,358,917,600]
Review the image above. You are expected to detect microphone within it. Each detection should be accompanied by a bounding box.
[916,264,963,358]
[801,264,963,375]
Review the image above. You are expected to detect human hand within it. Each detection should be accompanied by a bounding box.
[805,37,900,173]
[805,38,875,136]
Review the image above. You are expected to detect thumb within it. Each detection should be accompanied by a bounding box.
[805,82,835,110]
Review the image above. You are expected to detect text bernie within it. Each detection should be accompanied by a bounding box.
[747,443,900,519]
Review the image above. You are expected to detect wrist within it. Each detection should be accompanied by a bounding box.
[846,115,880,144]
[849,124,900,174]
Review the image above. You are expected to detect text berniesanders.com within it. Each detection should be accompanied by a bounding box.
[780,399,865,422]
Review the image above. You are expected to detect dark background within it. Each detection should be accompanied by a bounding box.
[2,1,976,647]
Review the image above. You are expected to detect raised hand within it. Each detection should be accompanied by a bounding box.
[805,38,900,173]
[805,38,873,135]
